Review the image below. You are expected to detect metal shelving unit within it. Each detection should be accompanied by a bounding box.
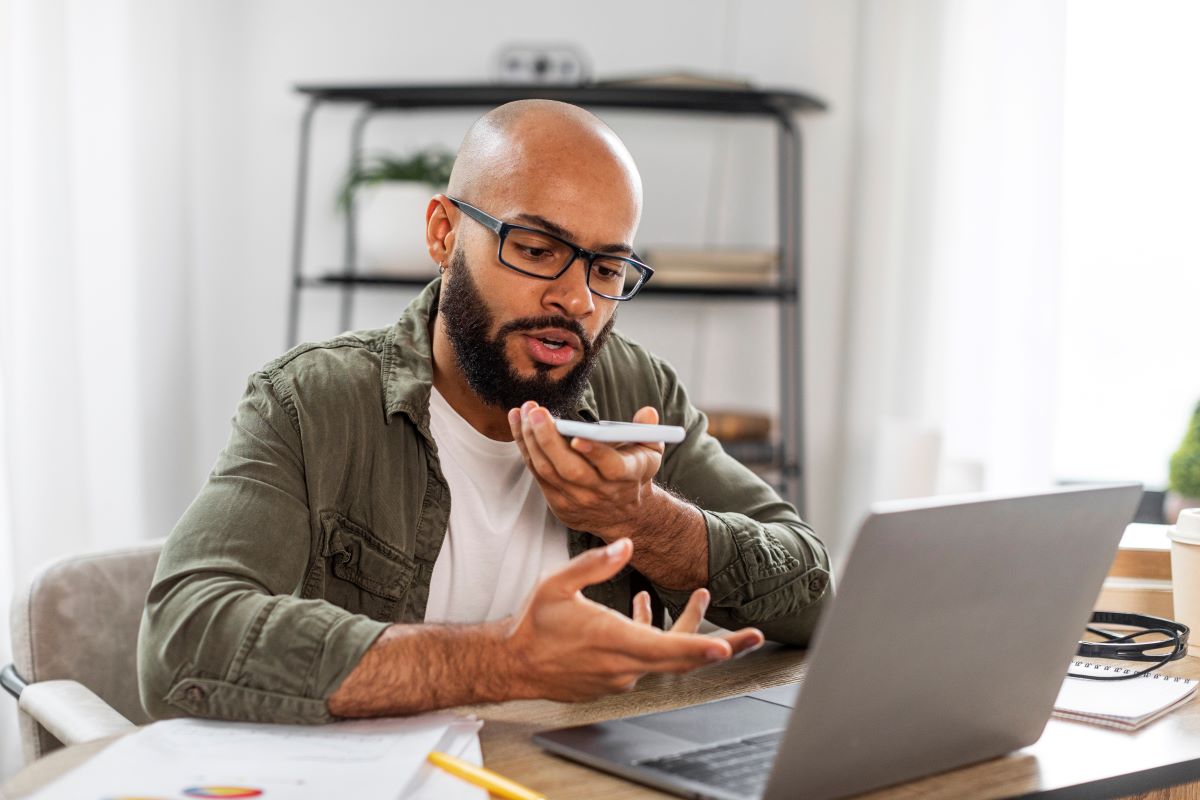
[286,82,826,513]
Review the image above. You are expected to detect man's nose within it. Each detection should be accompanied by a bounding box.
[543,258,596,319]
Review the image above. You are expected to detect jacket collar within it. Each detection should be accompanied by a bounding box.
[381,277,599,428]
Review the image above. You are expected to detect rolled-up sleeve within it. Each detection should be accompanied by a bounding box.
[652,360,832,646]
[137,372,388,723]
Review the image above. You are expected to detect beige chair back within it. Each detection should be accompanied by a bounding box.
[9,540,163,763]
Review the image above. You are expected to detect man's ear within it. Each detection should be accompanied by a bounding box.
[425,194,457,265]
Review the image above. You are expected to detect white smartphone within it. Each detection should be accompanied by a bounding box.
[554,419,686,444]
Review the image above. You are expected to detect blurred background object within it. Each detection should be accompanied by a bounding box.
[339,149,455,276]
[495,43,591,85]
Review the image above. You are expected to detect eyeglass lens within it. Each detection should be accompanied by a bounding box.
[501,228,641,298]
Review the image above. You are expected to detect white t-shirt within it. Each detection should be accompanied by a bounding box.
[424,386,571,623]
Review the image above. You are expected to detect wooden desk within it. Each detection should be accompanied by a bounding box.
[7,645,1200,800]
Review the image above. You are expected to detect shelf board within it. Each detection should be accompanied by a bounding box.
[294,82,826,116]
[304,273,796,300]
[639,283,794,299]
[303,274,434,288]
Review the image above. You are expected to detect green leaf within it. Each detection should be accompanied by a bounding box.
[337,150,456,212]
[1169,400,1200,498]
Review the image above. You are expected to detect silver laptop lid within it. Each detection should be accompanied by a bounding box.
[764,483,1141,800]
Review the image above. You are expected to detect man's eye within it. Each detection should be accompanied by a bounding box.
[594,264,623,280]
[519,246,553,259]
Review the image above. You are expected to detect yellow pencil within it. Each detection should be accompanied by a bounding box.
[427,750,547,800]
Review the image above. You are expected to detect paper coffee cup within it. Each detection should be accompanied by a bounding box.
[1168,508,1200,654]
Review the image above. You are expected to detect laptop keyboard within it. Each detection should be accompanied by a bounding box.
[634,730,783,797]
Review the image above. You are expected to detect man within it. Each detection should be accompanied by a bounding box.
[137,100,831,723]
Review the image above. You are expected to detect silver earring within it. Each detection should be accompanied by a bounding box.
[438,263,446,274]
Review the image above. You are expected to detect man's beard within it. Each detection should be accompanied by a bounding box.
[438,250,615,416]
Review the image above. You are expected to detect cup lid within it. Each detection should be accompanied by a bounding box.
[1170,508,1200,545]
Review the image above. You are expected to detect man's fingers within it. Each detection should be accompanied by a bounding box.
[606,619,732,664]
[609,629,762,676]
[570,436,664,484]
[508,408,532,462]
[669,588,710,633]
[542,538,633,597]
[632,406,660,425]
[509,403,564,486]
[715,627,766,656]
[526,406,601,484]
[603,632,731,674]
[632,590,652,625]
[518,405,568,486]
[611,673,642,694]
[605,653,717,675]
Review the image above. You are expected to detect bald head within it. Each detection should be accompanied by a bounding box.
[447,100,642,235]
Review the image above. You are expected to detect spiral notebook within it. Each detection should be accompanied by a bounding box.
[1053,660,1198,731]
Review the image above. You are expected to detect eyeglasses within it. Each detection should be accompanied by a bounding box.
[446,196,653,301]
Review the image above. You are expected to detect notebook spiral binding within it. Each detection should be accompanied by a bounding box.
[1071,660,1192,683]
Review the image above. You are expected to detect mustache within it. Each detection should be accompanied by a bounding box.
[496,316,593,352]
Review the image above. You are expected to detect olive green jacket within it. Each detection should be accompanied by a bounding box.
[137,279,831,724]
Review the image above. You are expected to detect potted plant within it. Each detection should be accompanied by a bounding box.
[1166,400,1200,524]
[339,150,455,276]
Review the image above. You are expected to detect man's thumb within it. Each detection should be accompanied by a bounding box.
[633,406,660,425]
[547,538,632,596]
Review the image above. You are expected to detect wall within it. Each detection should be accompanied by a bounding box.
[180,0,860,549]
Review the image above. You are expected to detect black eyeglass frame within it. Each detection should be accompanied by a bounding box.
[446,196,653,301]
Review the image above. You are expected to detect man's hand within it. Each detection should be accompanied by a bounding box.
[329,539,764,717]
[507,401,664,537]
[509,401,710,590]
[502,538,763,701]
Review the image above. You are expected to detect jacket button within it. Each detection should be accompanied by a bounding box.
[808,574,827,593]
[185,685,206,703]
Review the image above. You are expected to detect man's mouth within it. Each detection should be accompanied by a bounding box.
[522,332,579,367]
[524,327,582,349]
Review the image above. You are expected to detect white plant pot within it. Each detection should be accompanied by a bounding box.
[355,182,437,276]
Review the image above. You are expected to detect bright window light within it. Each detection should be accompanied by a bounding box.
[1054,0,1200,487]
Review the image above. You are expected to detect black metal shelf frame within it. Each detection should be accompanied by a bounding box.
[304,273,800,300]
[285,83,825,511]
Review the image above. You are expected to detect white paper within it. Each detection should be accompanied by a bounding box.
[407,719,488,800]
[28,713,473,800]
[1054,660,1197,729]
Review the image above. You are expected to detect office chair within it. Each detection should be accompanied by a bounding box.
[1,539,163,764]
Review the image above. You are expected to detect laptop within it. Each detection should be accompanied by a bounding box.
[535,483,1142,800]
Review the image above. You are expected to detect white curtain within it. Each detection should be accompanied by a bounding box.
[0,0,194,779]
[834,0,1068,562]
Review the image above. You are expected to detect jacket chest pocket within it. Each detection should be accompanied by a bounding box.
[314,511,414,622]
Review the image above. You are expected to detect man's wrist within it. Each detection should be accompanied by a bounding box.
[595,481,669,542]
[601,484,709,590]
[480,616,534,702]
[328,619,529,716]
